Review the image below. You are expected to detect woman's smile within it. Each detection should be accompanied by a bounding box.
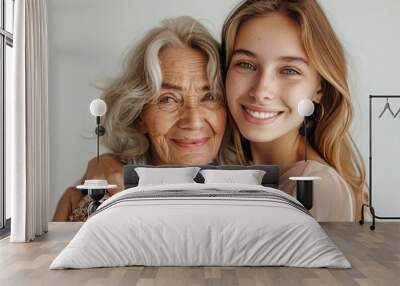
[241,104,284,124]
[171,137,209,148]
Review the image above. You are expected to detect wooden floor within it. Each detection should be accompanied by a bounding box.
[0,222,399,286]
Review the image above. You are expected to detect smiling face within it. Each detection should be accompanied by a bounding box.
[226,13,322,143]
[139,46,226,165]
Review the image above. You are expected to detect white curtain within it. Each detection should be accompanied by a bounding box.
[6,0,49,242]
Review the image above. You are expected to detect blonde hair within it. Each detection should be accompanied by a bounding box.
[101,16,237,165]
[221,0,366,220]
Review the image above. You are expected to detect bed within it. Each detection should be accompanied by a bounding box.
[50,165,350,269]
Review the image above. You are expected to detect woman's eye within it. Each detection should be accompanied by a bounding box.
[281,68,300,75]
[237,61,256,71]
[202,93,216,102]
[158,95,177,104]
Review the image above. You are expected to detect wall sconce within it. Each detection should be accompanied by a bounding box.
[290,99,320,210]
[76,99,116,215]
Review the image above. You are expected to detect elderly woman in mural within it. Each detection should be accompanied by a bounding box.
[53,16,236,221]
[221,0,366,222]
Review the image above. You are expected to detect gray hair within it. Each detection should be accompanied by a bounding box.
[101,16,238,164]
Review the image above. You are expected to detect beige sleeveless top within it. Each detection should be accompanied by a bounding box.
[279,160,354,222]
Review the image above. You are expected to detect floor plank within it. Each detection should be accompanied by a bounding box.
[0,222,399,286]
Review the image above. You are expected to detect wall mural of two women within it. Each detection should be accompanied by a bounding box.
[53,0,366,223]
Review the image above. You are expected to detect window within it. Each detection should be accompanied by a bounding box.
[0,0,14,234]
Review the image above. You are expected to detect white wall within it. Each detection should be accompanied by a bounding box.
[47,0,400,218]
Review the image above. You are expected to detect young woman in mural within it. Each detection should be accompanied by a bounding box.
[53,16,236,222]
[221,0,366,221]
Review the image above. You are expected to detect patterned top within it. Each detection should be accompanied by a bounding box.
[69,193,110,222]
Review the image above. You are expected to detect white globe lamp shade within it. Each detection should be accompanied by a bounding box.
[297,99,314,117]
[90,99,107,117]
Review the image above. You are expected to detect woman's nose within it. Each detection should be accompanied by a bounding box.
[249,70,276,102]
[177,105,205,130]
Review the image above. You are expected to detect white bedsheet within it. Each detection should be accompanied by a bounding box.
[50,183,350,269]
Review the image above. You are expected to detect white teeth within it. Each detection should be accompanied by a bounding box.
[246,108,279,119]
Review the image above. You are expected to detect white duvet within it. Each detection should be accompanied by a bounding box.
[50,183,350,269]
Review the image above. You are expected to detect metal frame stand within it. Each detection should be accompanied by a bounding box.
[359,95,400,230]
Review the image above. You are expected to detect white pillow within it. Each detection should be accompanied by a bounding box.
[200,169,266,185]
[135,167,201,186]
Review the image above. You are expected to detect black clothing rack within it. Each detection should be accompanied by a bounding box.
[360,95,400,230]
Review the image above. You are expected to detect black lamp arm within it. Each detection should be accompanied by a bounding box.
[304,116,308,162]
[94,116,106,161]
